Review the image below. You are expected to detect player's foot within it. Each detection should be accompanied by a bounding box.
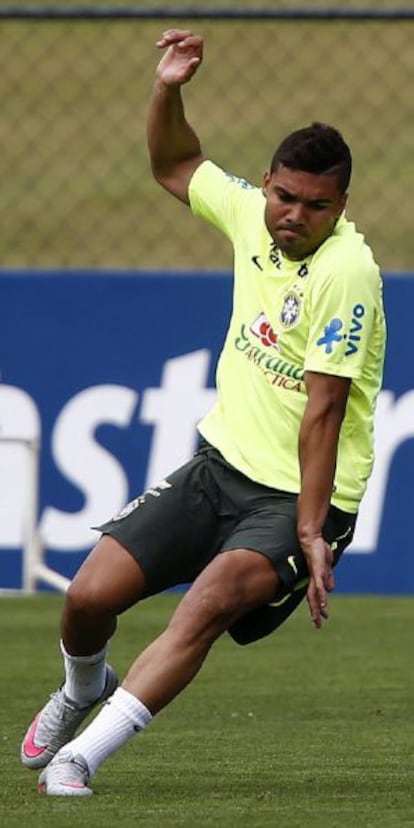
[21,664,118,769]
[38,751,92,796]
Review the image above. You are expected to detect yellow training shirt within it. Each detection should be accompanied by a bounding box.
[189,160,386,513]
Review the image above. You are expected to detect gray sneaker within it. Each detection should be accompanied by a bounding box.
[21,664,118,770]
[38,751,92,796]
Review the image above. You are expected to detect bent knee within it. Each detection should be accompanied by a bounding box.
[168,586,238,645]
[169,551,278,642]
[203,548,279,609]
[64,537,147,617]
[65,578,108,619]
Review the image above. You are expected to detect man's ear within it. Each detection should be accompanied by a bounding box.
[262,170,271,195]
[339,191,348,214]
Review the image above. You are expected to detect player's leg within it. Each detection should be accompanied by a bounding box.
[22,448,221,771]
[21,535,147,770]
[122,545,279,711]
[38,546,280,796]
[61,534,148,656]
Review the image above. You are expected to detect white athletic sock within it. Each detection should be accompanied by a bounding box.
[66,687,152,777]
[60,639,108,707]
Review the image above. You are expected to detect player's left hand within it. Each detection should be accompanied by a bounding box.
[302,537,334,628]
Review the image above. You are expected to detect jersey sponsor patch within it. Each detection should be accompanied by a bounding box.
[344,304,365,356]
[316,304,366,357]
[316,318,344,354]
[250,313,281,351]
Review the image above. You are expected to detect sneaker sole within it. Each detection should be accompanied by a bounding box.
[38,779,93,797]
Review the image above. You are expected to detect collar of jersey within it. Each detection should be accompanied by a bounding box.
[264,242,311,278]
[262,213,348,277]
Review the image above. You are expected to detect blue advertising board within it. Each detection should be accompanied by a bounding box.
[0,270,413,593]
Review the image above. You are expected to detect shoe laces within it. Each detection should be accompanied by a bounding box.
[51,753,90,785]
[48,688,80,720]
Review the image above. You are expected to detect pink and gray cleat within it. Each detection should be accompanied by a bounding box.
[38,751,92,796]
[21,665,118,770]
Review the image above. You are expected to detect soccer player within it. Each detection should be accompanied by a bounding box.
[21,29,386,796]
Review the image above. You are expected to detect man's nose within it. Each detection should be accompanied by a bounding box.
[286,202,306,224]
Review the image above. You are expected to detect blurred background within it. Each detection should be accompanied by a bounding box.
[1,2,413,593]
[0,0,413,271]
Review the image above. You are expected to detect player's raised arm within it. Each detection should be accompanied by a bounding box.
[147,30,206,204]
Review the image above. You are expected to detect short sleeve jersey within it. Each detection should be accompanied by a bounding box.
[189,160,386,513]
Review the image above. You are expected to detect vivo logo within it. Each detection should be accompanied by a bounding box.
[345,303,365,357]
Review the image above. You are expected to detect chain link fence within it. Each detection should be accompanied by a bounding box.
[0,6,413,271]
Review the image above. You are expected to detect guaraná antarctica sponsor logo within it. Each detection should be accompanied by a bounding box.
[235,322,304,392]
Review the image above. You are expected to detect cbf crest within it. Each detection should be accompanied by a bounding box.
[280,292,301,328]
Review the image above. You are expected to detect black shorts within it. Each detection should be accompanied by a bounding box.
[96,440,357,643]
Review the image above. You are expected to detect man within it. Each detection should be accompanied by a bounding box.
[21,29,385,796]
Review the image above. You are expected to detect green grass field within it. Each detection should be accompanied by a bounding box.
[1,593,414,826]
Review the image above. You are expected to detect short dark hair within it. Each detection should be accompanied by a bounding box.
[270,122,352,193]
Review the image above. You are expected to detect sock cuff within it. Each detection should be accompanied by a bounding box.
[110,686,153,728]
[60,639,108,665]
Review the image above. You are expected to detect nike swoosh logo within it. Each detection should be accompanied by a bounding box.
[23,714,47,758]
[251,255,263,271]
[330,525,353,554]
[336,526,353,542]
[287,555,298,575]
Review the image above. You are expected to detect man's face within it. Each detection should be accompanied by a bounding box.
[263,163,347,260]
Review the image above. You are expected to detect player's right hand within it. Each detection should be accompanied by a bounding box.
[303,536,335,629]
[155,30,203,86]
